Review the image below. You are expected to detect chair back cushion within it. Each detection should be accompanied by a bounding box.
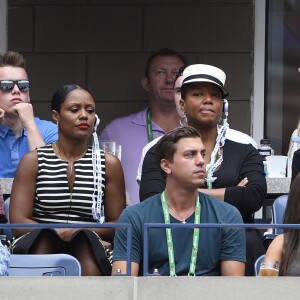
[9,254,81,276]
[272,195,288,234]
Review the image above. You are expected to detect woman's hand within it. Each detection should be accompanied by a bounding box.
[238,177,248,187]
[198,177,248,201]
[55,228,112,251]
[55,228,78,242]
[102,240,112,251]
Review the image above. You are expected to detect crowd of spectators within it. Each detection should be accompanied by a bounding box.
[0,49,299,277]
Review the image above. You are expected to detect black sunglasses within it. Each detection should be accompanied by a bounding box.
[0,80,30,92]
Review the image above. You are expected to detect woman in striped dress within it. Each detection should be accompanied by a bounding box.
[10,84,126,275]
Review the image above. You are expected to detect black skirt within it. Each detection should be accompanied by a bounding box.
[11,228,112,276]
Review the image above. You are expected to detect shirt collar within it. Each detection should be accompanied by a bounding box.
[0,124,26,139]
[131,107,148,126]
[131,107,165,132]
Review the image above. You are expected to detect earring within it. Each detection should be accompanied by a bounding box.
[223,99,229,114]
[56,120,59,126]
[180,113,188,127]
[222,99,229,126]
[218,118,222,127]
[94,114,100,132]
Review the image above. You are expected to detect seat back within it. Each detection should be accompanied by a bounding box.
[9,254,81,276]
[3,197,13,240]
[272,194,288,234]
[254,254,265,276]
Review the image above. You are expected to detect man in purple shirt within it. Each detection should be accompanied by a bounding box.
[99,49,187,205]
[0,51,58,178]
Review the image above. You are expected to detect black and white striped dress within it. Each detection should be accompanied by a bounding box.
[33,144,106,224]
[11,145,113,274]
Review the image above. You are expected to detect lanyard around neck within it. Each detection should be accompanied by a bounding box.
[146,108,154,142]
[161,191,201,276]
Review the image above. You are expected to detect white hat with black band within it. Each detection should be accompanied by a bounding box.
[182,64,229,98]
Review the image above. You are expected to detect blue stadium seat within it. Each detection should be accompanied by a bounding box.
[9,254,81,276]
[3,197,13,240]
[254,254,265,276]
[272,194,288,234]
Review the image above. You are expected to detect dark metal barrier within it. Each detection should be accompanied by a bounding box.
[0,223,132,276]
[2,222,300,276]
[143,223,300,276]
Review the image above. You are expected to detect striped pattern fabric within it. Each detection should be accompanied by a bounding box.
[33,144,106,224]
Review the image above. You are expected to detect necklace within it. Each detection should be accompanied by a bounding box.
[161,191,201,276]
[53,142,86,180]
[53,143,73,177]
[167,201,194,224]
[53,143,87,162]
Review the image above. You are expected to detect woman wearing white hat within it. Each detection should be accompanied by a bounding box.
[140,64,267,276]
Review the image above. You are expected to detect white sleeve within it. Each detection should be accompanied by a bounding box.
[136,136,163,183]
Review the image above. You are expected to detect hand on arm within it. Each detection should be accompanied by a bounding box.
[237,177,248,187]
[224,146,267,217]
[54,228,78,242]
[198,187,226,201]
[14,103,45,150]
[198,178,248,201]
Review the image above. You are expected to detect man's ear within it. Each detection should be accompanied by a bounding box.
[179,99,185,113]
[160,159,172,175]
[141,77,150,92]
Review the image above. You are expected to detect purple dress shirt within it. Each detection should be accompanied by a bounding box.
[99,108,165,205]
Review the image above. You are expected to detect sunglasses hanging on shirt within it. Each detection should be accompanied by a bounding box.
[0,80,30,92]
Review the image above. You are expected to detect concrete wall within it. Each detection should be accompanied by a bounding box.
[7,0,254,135]
[0,0,7,52]
[1,277,300,300]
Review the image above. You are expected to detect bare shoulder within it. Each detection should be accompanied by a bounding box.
[104,153,123,177]
[15,149,39,177]
[104,152,120,164]
[12,149,39,189]
[21,149,38,165]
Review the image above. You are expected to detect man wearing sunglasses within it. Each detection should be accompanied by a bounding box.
[0,51,58,178]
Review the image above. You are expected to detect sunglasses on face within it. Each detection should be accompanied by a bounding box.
[0,80,30,92]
